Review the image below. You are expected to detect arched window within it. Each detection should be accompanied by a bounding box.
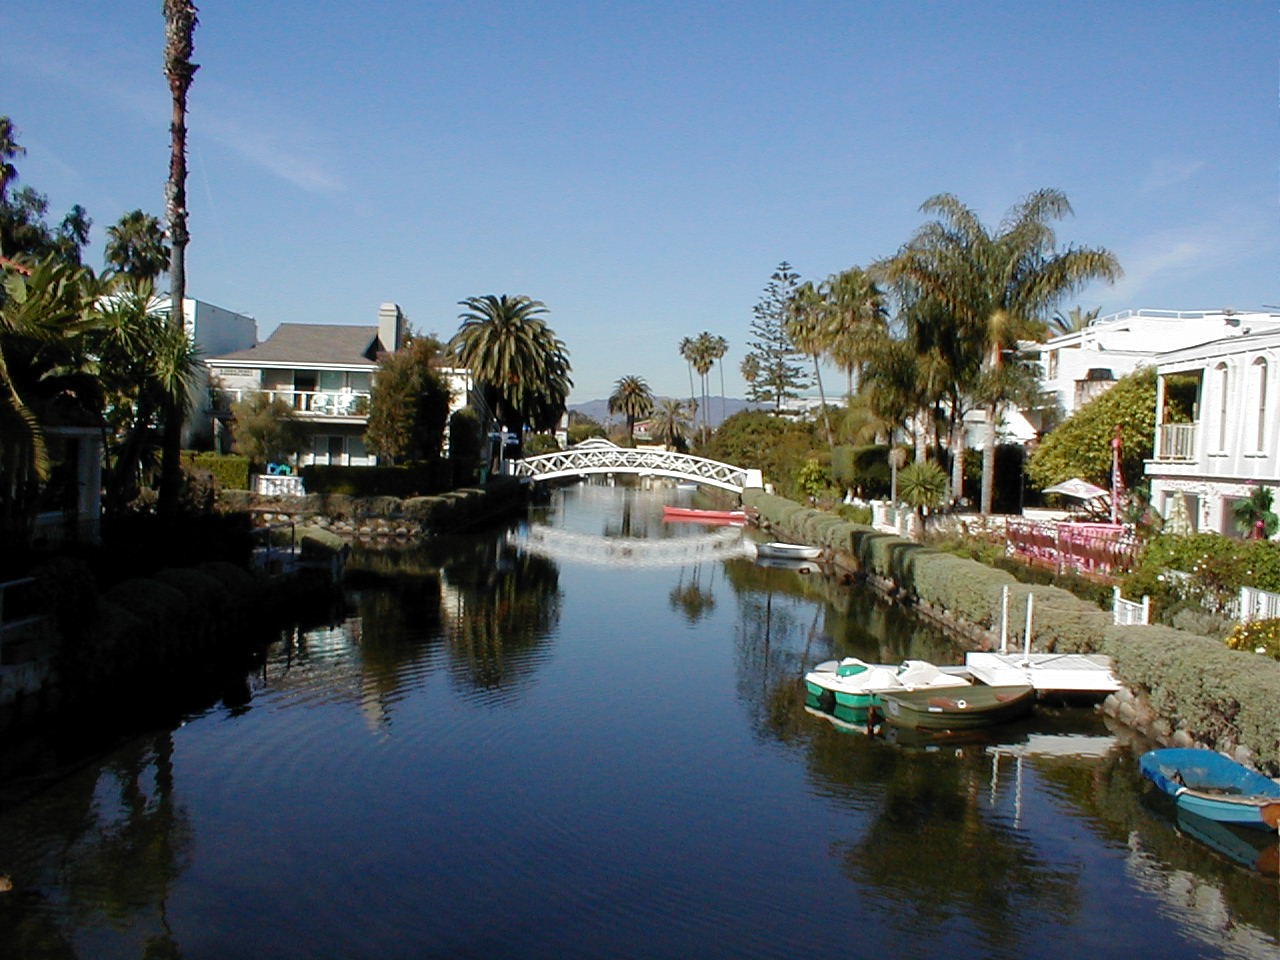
[1216,362,1231,452]
[1251,357,1268,452]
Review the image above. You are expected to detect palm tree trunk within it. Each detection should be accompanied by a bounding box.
[949,420,965,505]
[810,353,833,445]
[981,402,997,514]
[718,360,726,428]
[160,1,199,518]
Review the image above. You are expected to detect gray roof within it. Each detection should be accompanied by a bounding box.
[208,323,383,367]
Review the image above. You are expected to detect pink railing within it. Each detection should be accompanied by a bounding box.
[1006,519,1138,577]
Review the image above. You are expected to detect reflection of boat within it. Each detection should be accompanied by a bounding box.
[1175,808,1280,876]
[753,541,823,561]
[877,683,1035,731]
[662,505,747,523]
[754,556,818,573]
[1139,748,1280,830]
[804,658,970,708]
[803,697,876,735]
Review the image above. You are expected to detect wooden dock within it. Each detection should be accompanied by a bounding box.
[964,652,1122,696]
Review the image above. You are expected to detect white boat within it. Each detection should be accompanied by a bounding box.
[804,657,970,709]
[753,541,823,561]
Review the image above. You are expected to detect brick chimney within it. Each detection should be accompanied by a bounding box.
[377,302,405,354]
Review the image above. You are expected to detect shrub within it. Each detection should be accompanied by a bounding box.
[184,452,251,490]
[1225,618,1280,659]
[837,504,872,525]
[1124,533,1280,623]
[300,462,450,497]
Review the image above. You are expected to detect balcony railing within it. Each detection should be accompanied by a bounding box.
[214,388,371,418]
[1156,422,1197,461]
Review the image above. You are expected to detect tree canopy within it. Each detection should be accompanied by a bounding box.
[1026,367,1156,492]
[448,294,572,452]
[741,262,808,410]
[365,334,450,464]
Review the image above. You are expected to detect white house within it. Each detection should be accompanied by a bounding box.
[206,303,476,467]
[173,297,258,447]
[969,308,1280,448]
[1147,326,1280,536]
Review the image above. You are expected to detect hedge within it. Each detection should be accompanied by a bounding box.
[300,461,452,497]
[744,487,1280,771]
[184,452,251,490]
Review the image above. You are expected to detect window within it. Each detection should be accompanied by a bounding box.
[318,370,344,392]
[1216,363,1230,452]
[1252,358,1268,452]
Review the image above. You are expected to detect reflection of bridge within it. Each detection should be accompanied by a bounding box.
[508,525,750,568]
[506,439,763,493]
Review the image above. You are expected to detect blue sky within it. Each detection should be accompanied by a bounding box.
[3,1,1277,402]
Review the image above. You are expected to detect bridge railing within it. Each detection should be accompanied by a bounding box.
[508,442,762,493]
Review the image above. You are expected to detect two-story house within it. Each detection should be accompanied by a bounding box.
[205,303,476,468]
[974,309,1280,448]
[1147,324,1280,536]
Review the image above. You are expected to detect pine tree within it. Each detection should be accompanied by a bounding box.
[740,261,809,411]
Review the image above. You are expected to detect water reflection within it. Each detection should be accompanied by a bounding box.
[2,483,1278,959]
[0,733,191,958]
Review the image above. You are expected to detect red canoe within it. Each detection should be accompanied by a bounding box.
[662,505,747,523]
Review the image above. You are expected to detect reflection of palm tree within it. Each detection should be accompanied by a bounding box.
[52,732,194,957]
[669,565,717,622]
[443,540,562,692]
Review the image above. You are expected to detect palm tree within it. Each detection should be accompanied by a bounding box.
[681,333,716,443]
[0,116,24,258]
[1048,305,1100,336]
[888,190,1120,514]
[678,336,698,416]
[822,267,887,395]
[105,210,171,288]
[785,281,833,444]
[89,280,202,513]
[449,294,572,460]
[651,397,693,450]
[707,334,728,429]
[1,255,98,540]
[160,0,199,517]
[607,375,654,444]
[1232,486,1278,539]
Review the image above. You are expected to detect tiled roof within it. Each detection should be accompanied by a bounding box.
[208,323,382,367]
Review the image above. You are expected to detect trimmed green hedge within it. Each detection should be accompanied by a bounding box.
[300,461,452,497]
[184,452,251,490]
[744,487,1280,770]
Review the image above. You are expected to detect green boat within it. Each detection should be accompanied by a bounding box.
[876,683,1035,731]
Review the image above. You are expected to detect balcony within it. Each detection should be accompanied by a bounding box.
[1155,422,1197,461]
[214,388,371,420]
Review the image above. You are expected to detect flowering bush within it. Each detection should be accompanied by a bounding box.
[1225,618,1280,660]
[1123,533,1280,626]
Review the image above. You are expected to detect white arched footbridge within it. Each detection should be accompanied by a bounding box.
[505,439,763,493]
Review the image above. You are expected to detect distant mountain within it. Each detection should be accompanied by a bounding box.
[569,396,759,430]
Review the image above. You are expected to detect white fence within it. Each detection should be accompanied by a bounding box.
[1112,587,1150,626]
[1237,585,1280,623]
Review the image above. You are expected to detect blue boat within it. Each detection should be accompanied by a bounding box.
[1139,748,1280,830]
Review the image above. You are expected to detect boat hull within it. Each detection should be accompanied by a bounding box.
[877,684,1035,731]
[804,659,969,709]
[1140,748,1280,830]
[755,542,823,561]
[662,505,746,524]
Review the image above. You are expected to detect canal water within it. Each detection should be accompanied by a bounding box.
[1,483,1277,959]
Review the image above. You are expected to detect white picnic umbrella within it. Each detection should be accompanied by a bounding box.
[1042,477,1109,500]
